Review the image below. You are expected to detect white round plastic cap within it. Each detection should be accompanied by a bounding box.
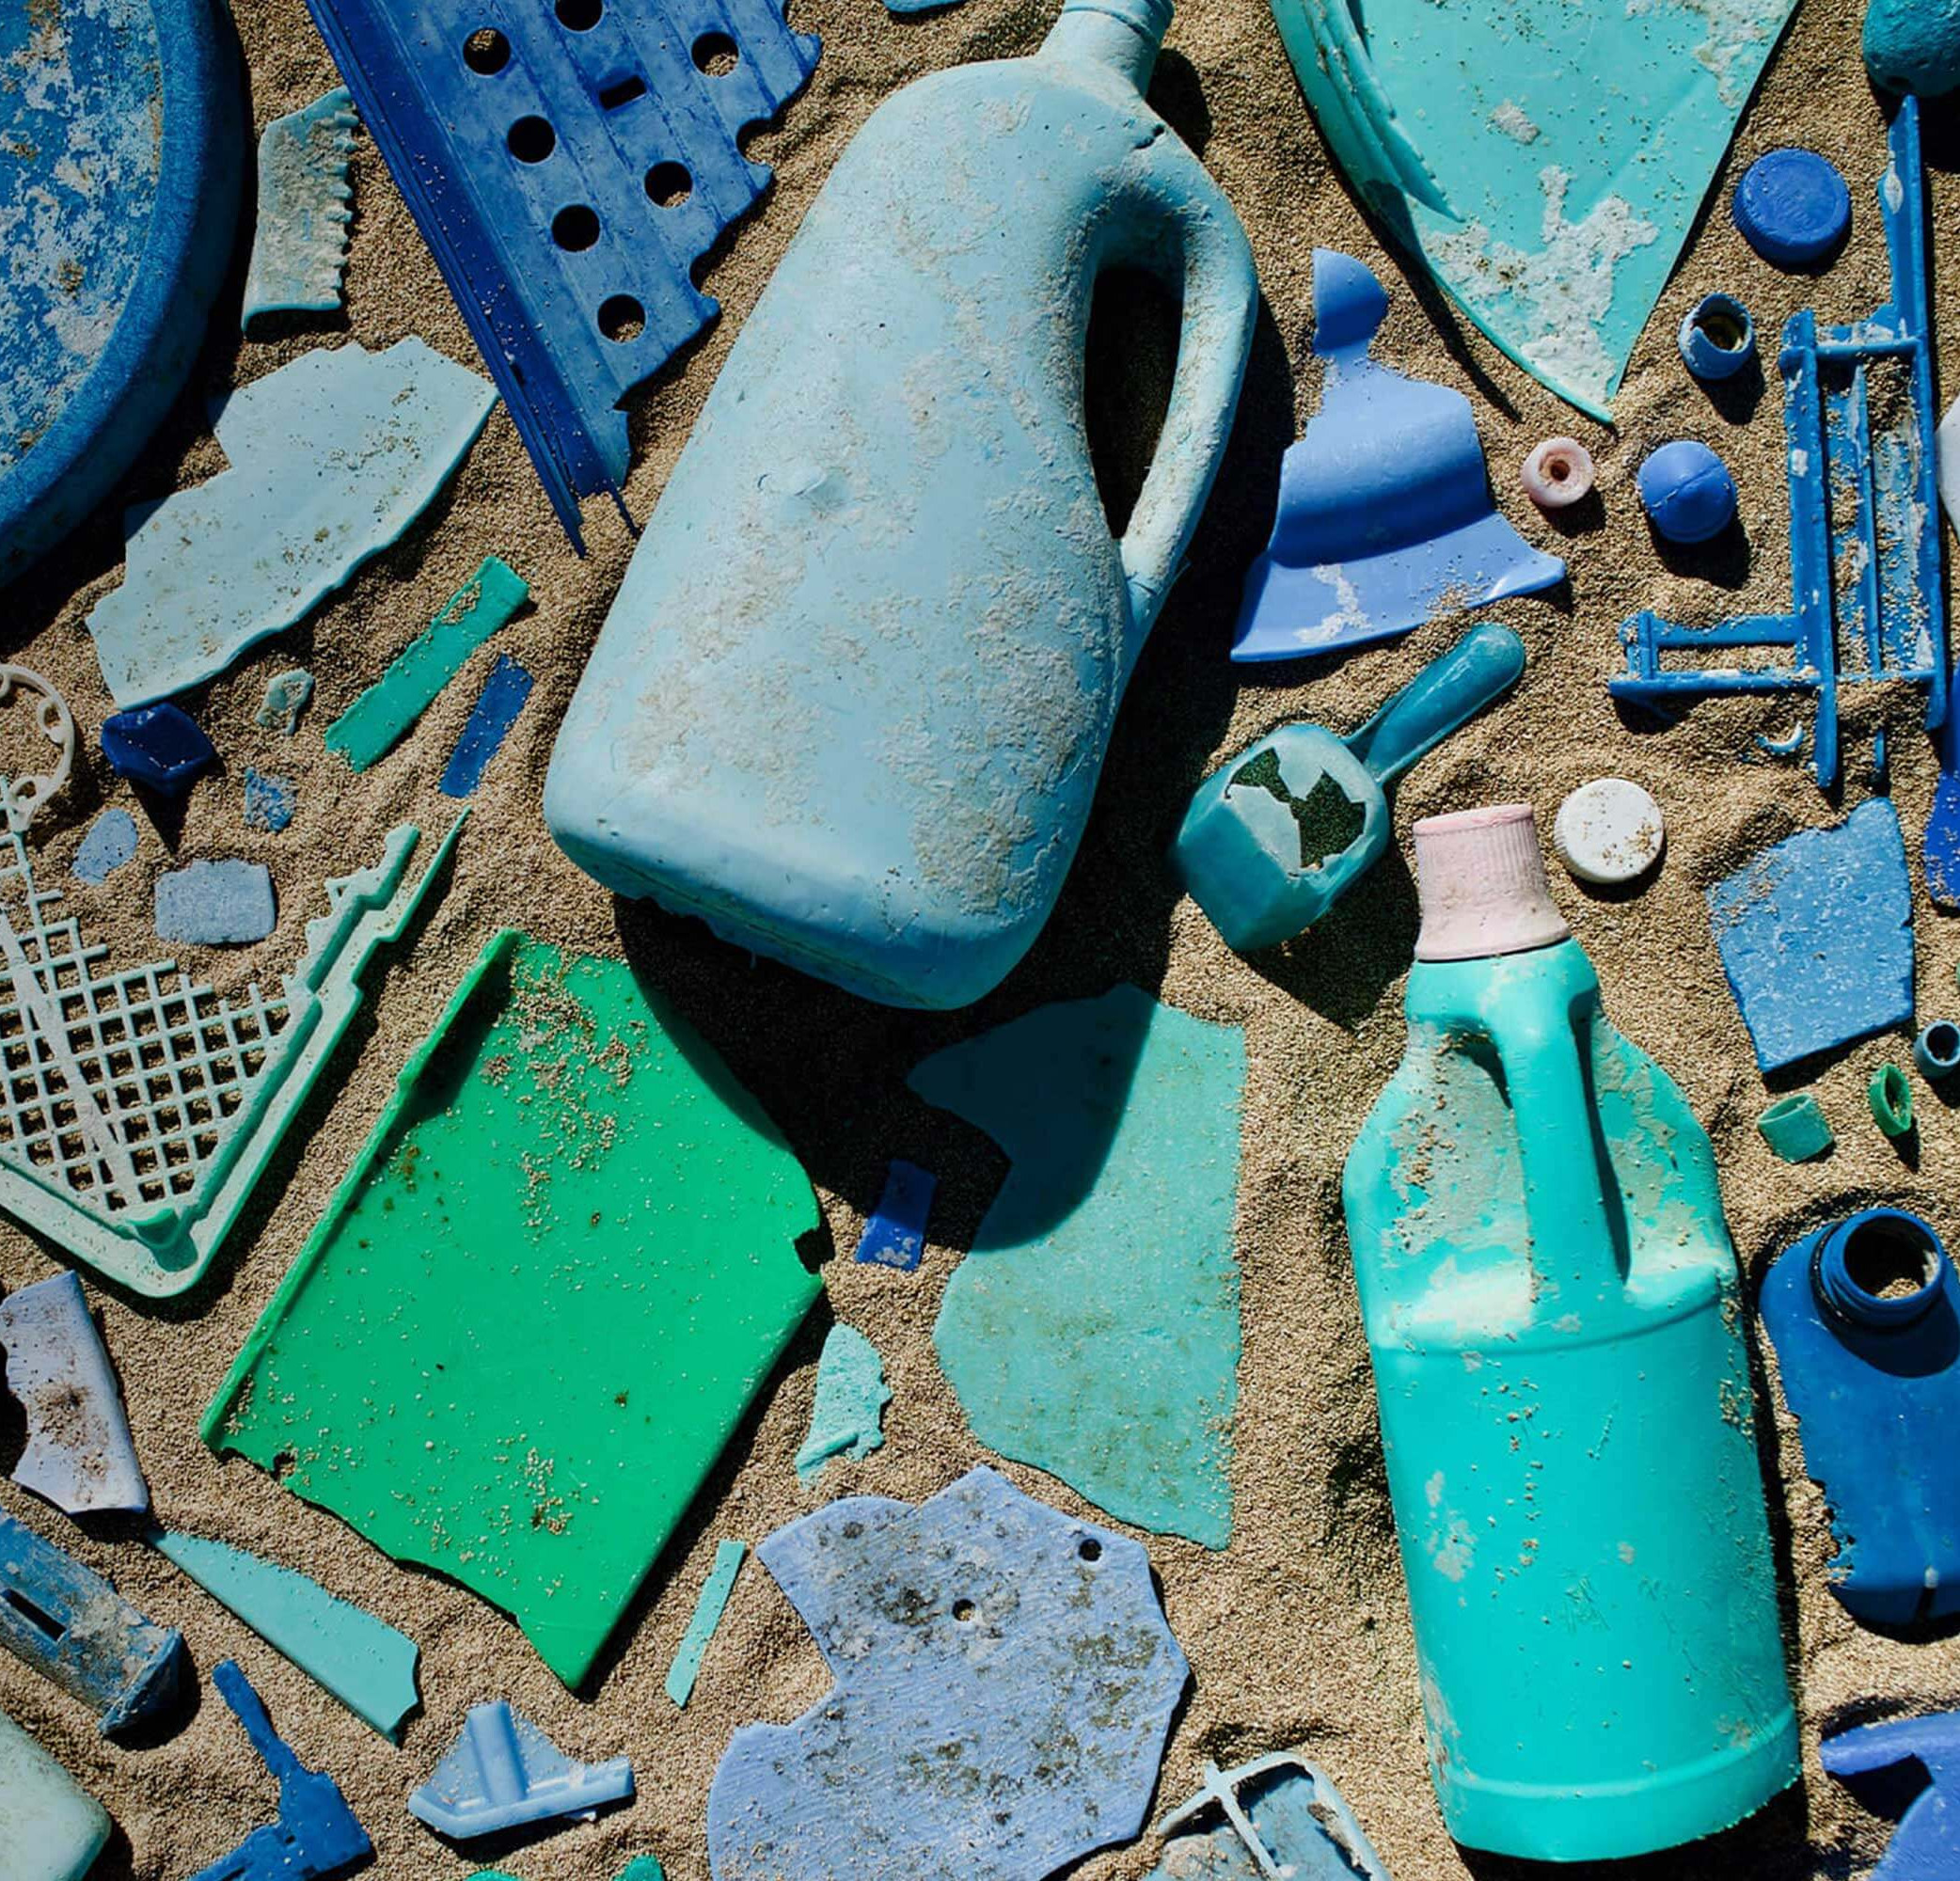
[1553,778,1665,886]
[1413,804,1572,961]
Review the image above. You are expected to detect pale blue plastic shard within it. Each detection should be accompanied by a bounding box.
[1265,0,1798,419]
[707,1466,1188,1881]
[87,340,497,708]
[408,1700,634,1841]
[151,1529,420,1738]
[71,809,138,884]
[1821,1713,1960,1881]
[1147,1754,1395,1881]
[1706,798,1914,1074]
[244,769,296,834]
[664,1539,746,1709]
[852,1160,935,1270]
[243,88,358,330]
[793,1325,890,1481]
[912,987,1243,1548]
[155,860,277,945]
[439,655,534,798]
[1233,251,1561,663]
[257,669,315,735]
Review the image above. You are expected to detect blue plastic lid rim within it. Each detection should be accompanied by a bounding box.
[1812,1208,1946,1330]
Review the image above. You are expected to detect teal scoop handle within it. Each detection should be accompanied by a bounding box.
[1346,622,1527,787]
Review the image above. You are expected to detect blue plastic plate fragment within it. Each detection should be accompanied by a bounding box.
[301,0,821,545]
[1821,1713,1960,1881]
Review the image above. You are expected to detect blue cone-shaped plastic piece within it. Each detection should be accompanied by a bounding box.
[408,1701,634,1840]
[1233,250,1562,663]
[1734,149,1852,267]
[1821,1712,1960,1879]
[101,702,217,796]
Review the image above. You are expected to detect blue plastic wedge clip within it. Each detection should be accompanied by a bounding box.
[194,1659,372,1881]
[1149,1753,1394,1881]
[408,1700,634,1840]
[1233,251,1561,663]
[0,1510,183,1736]
[853,1160,937,1269]
[297,0,821,546]
[1613,100,1945,790]
[1821,1712,1960,1880]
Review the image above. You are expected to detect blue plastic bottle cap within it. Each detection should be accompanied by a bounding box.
[1733,150,1852,267]
[1637,440,1738,545]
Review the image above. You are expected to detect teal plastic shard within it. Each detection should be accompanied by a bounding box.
[0,814,461,1298]
[150,1529,419,1738]
[200,931,822,1688]
[86,340,497,708]
[912,985,1243,1549]
[324,558,530,772]
[243,89,358,331]
[0,1707,110,1881]
[1265,0,1798,419]
[1148,1753,1394,1881]
[665,1539,746,1709]
[794,1324,890,1481]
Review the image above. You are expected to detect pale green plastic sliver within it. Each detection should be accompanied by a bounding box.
[665,1539,746,1709]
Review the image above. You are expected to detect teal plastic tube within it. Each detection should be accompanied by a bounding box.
[1343,881,1796,1857]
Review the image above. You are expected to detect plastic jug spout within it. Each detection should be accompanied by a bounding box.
[1040,0,1173,92]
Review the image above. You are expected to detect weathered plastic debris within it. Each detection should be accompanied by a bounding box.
[1234,255,1560,663]
[1679,292,1757,383]
[1518,436,1593,510]
[325,558,529,773]
[1867,0,1960,96]
[1636,440,1737,545]
[1924,398,1960,904]
[1264,0,1795,420]
[298,0,820,545]
[1757,1093,1834,1162]
[202,931,820,1687]
[617,1862,666,1881]
[256,670,315,736]
[243,770,295,835]
[87,340,498,709]
[1344,806,1797,1859]
[545,0,1255,1015]
[1147,1752,1393,1881]
[1762,1209,1960,1624]
[193,1658,371,1881]
[101,703,217,798]
[409,1701,634,1841]
[708,1466,1188,1881]
[0,670,75,837]
[665,1539,746,1709]
[1734,149,1852,268]
[1706,799,1914,1074]
[1871,1062,1916,1139]
[0,1511,183,1736]
[243,89,358,330]
[1917,1020,1960,1079]
[1613,102,1945,790]
[912,987,1242,1548]
[1179,623,1525,950]
[0,0,244,589]
[0,814,460,1297]
[852,1160,936,1270]
[794,1326,890,1481]
[1552,778,1664,886]
[1821,1711,1960,1879]
[439,655,535,799]
[0,1706,110,1881]
[0,1272,150,1516]
[71,811,138,886]
[155,861,277,946]
[150,1530,419,1739]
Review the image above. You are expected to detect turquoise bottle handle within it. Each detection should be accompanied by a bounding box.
[1345,623,1526,788]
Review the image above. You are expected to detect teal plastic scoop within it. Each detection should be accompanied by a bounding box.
[1173,623,1525,950]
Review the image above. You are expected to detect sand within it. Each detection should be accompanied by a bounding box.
[2,0,1955,1874]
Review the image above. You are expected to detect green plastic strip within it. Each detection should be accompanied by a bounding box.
[664,1539,746,1709]
[324,556,528,771]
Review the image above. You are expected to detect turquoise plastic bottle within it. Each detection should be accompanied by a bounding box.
[545,0,1256,1011]
[1341,805,1796,1862]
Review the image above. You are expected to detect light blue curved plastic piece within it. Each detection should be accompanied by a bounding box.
[707,1465,1188,1881]
[1821,1712,1960,1879]
[1148,1753,1393,1881]
[151,1529,420,1737]
[1264,0,1798,419]
[664,1539,746,1709]
[71,810,138,885]
[913,986,1241,1548]
[1233,253,1560,663]
[544,0,1257,1013]
[408,1701,633,1841]
[87,340,496,708]
[0,1707,110,1881]
[794,1324,890,1480]
[243,88,357,330]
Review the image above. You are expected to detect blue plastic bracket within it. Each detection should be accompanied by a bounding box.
[408,1700,634,1840]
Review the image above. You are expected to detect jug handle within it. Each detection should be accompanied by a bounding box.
[1114,191,1257,666]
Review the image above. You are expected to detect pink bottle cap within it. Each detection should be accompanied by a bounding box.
[1413,804,1572,961]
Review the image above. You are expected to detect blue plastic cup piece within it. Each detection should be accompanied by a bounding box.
[1678,292,1757,381]
[1637,440,1738,545]
[1733,149,1852,267]
[1915,1019,1960,1080]
[1813,1208,1946,1330]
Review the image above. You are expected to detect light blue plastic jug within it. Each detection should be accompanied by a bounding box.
[1341,806,1797,1863]
[545,0,1256,1009]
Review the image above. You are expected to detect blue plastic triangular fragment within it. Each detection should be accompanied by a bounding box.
[408,1700,633,1841]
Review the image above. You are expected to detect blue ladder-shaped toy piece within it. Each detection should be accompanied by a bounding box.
[300,0,821,547]
[192,1659,371,1881]
[1821,1712,1960,1881]
[1611,97,1945,790]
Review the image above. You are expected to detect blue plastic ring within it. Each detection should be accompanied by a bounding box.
[1679,293,1757,382]
[1915,1020,1960,1080]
